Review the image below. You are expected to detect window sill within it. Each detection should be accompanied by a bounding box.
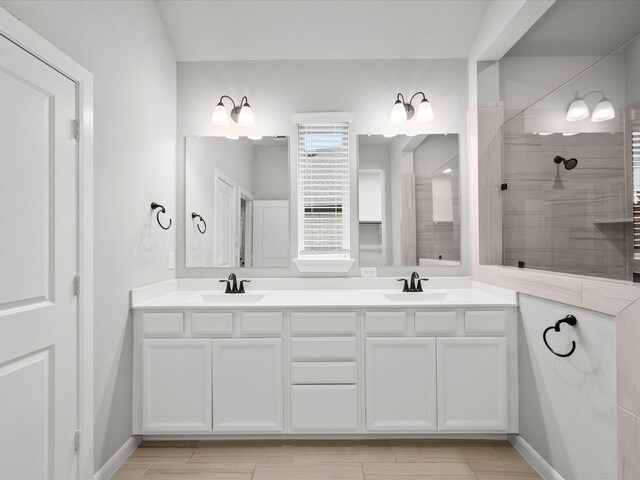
[293,257,355,273]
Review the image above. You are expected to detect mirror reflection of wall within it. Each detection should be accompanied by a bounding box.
[185,136,290,268]
[357,134,460,267]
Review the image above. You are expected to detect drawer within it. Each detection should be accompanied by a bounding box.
[365,311,406,336]
[415,311,457,335]
[291,312,357,336]
[291,385,358,432]
[291,362,357,384]
[290,337,357,361]
[191,312,233,336]
[142,312,184,336]
[241,312,283,336]
[464,310,507,335]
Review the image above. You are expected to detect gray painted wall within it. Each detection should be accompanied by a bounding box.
[518,294,617,480]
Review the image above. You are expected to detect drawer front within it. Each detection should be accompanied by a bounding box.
[291,362,357,384]
[415,311,457,335]
[142,312,184,336]
[291,385,358,432]
[191,312,233,336]
[241,312,283,336]
[464,310,507,335]
[291,312,357,336]
[290,337,357,361]
[365,311,407,336]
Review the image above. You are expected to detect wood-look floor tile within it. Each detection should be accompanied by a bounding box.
[193,445,294,457]
[293,444,396,464]
[363,462,475,477]
[112,463,150,480]
[493,447,532,464]
[389,439,491,448]
[130,447,196,458]
[469,460,538,475]
[139,440,201,448]
[141,462,254,479]
[199,439,296,447]
[252,463,364,480]
[474,473,541,480]
[393,446,499,463]
[190,454,294,464]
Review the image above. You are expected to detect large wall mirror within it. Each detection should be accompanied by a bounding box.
[357,134,460,267]
[185,136,290,268]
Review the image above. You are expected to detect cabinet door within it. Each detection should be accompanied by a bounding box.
[142,339,212,432]
[365,338,437,431]
[437,337,507,431]
[212,338,283,432]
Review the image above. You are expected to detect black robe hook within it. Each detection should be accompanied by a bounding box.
[151,202,172,230]
[192,212,207,234]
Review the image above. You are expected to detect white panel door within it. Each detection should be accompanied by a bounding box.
[252,200,289,267]
[213,171,236,268]
[0,35,78,480]
[212,338,283,432]
[142,339,212,432]
[437,337,508,431]
[365,338,437,432]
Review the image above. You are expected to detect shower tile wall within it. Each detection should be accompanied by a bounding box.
[415,175,460,262]
[501,109,632,280]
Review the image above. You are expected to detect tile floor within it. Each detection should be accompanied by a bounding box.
[113,439,542,479]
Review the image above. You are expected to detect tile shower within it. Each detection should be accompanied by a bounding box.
[479,34,640,283]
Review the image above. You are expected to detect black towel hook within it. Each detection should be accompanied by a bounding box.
[543,314,578,357]
[151,202,172,230]
[192,212,207,234]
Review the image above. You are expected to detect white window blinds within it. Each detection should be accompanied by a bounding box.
[297,122,350,257]
[633,132,640,250]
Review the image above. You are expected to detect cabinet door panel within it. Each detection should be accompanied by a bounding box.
[291,385,358,432]
[142,339,212,432]
[365,338,436,431]
[212,338,283,432]
[437,337,508,431]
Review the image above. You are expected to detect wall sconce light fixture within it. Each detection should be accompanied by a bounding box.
[390,92,433,124]
[212,95,255,126]
[566,91,615,123]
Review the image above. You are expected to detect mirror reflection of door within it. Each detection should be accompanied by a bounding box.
[185,136,290,269]
[214,171,236,268]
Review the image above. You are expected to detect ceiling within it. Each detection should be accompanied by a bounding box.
[155,0,490,61]
[505,0,640,58]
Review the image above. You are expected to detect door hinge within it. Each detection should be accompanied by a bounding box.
[73,119,80,140]
[501,183,508,191]
[74,430,81,453]
[74,275,80,296]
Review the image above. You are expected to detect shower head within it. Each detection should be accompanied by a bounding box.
[554,155,578,170]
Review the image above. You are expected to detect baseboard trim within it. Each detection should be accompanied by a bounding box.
[94,435,141,480]
[509,434,565,480]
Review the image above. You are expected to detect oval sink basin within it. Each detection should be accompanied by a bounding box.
[384,292,448,302]
[200,294,265,303]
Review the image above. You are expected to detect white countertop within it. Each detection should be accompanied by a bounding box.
[131,278,517,309]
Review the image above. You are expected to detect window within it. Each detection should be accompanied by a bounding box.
[633,132,640,252]
[297,122,350,259]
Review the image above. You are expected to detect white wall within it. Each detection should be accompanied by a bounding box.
[176,59,469,277]
[0,0,177,472]
[518,294,617,480]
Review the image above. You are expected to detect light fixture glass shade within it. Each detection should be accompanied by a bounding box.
[566,98,589,122]
[416,99,434,123]
[212,102,229,125]
[238,104,255,126]
[591,99,615,122]
[390,100,407,124]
